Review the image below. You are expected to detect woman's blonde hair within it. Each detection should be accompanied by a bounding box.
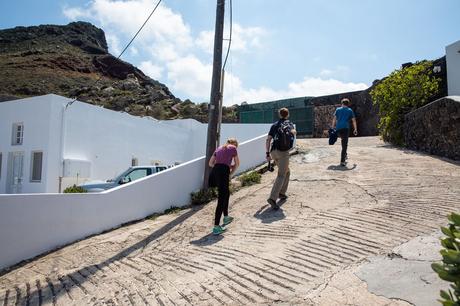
[224,137,238,148]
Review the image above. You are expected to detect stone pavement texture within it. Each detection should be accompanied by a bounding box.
[1,137,459,306]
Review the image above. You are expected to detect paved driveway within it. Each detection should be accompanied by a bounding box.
[1,137,459,305]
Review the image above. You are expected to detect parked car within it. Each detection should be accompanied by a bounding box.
[79,165,170,192]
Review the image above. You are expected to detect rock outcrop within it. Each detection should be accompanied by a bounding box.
[0,22,238,122]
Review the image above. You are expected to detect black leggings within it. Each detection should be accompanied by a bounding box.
[213,164,230,226]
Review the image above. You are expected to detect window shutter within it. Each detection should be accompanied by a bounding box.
[31,152,43,182]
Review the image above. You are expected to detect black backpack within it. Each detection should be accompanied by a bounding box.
[274,120,294,151]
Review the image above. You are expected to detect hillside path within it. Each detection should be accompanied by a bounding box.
[1,137,460,305]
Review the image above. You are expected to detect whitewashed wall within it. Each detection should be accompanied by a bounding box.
[0,96,62,194]
[447,40,460,96]
[63,101,191,183]
[0,135,266,270]
[162,120,271,159]
[1,95,270,193]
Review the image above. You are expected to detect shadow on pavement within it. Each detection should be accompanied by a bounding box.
[8,203,206,304]
[327,164,357,171]
[190,233,224,246]
[253,204,286,224]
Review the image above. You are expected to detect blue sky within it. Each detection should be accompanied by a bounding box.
[1,0,459,105]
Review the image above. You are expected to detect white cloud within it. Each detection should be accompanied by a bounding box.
[139,61,163,79]
[62,1,367,107]
[286,77,367,97]
[130,47,139,56]
[195,30,213,54]
[222,76,368,106]
[319,65,350,78]
[105,33,121,55]
[62,6,90,20]
[320,69,333,77]
[166,55,212,100]
[196,24,267,54]
[63,0,193,60]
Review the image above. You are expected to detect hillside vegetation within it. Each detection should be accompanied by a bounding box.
[0,21,238,122]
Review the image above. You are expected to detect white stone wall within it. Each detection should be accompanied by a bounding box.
[0,134,267,270]
[447,40,460,96]
[0,94,271,193]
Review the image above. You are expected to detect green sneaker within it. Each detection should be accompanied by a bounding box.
[212,225,226,235]
[223,216,234,226]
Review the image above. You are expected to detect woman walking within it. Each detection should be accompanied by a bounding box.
[208,138,240,235]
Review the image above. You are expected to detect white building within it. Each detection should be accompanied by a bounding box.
[0,94,270,194]
[446,40,460,96]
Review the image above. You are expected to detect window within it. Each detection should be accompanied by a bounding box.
[30,151,43,182]
[12,123,24,145]
[124,168,148,182]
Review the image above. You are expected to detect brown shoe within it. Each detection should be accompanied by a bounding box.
[279,194,288,201]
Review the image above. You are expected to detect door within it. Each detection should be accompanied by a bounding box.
[7,151,24,194]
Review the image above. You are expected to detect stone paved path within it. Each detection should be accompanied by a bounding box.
[1,137,459,305]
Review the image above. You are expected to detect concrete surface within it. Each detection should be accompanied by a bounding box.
[0,136,459,306]
[356,231,447,306]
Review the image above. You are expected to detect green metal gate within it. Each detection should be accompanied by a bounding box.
[288,106,314,135]
[239,97,314,135]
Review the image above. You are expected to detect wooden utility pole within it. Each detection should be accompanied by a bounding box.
[203,0,225,189]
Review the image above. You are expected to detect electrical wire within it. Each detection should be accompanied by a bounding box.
[66,0,163,108]
[222,0,232,72]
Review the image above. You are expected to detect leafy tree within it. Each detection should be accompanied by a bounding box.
[432,213,460,306]
[370,61,440,145]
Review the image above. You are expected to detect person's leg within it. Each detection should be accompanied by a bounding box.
[221,167,230,217]
[341,129,349,163]
[214,165,226,226]
[279,153,290,197]
[338,129,349,163]
[269,150,289,201]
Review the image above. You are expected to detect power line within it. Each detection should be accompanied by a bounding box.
[222,0,232,71]
[66,0,163,108]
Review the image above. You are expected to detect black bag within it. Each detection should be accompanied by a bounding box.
[328,128,338,145]
[208,167,217,188]
[274,120,294,151]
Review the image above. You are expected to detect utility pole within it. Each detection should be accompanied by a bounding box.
[203,0,225,190]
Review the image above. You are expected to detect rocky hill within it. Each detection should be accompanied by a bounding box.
[0,22,238,122]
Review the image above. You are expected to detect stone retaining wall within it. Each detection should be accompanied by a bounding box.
[313,104,339,137]
[310,90,379,137]
[404,96,460,160]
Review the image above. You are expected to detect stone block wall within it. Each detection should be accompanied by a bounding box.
[310,90,379,137]
[313,104,339,137]
[404,96,460,160]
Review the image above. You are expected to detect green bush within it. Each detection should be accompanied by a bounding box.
[191,188,218,205]
[370,61,440,145]
[63,184,87,193]
[239,171,261,187]
[164,206,182,214]
[432,212,460,305]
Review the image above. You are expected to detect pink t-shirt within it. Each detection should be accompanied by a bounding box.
[214,145,238,166]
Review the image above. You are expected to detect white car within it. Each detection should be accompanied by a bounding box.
[79,165,169,192]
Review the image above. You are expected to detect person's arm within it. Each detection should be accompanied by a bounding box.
[208,155,216,167]
[352,118,358,136]
[332,116,336,129]
[265,136,272,161]
[230,155,240,176]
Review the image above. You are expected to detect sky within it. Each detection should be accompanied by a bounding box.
[1,0,459,106]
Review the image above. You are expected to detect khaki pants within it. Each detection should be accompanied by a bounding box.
[269,149,290,201]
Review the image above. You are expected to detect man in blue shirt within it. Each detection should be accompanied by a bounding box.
[332,98,358,166]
